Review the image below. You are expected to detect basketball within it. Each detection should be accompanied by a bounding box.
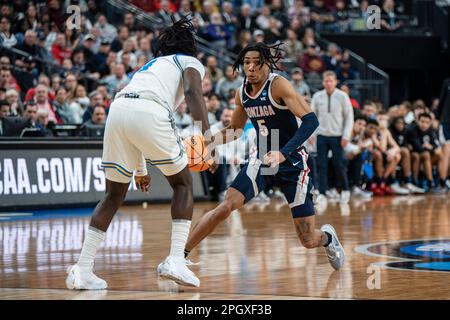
[183,135,211,172]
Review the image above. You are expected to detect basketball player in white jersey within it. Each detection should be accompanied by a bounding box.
[66,17,211,289]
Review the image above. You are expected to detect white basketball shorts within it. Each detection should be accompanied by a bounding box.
[101,97,187,183]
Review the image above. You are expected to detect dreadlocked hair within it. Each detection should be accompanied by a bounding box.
[232,42,284,92]
[154,15,197,57]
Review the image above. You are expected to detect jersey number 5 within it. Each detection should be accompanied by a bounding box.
[257,119,269,137]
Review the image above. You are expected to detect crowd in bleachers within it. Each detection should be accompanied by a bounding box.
[0,0,449,200]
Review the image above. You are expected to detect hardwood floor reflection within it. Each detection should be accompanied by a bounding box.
[1,195,449,299]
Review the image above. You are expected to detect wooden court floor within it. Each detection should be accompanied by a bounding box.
[1,194,449,300]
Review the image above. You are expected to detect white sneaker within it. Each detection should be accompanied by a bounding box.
[321,224,345,270]
[316,193,328,205]
[326,188,340,199]
[273,189,286,201]
[405,183,425,194]
[390,182,409,195]
[66,264,107,290]
[340,190,351,204]
[157,256,200,287]
[252,192,270,203]
[352,186,373,199]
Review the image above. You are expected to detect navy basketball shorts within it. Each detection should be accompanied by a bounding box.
[229,149,315,218]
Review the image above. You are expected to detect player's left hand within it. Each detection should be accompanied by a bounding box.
[135,174,151,193]
[263,151,286,168]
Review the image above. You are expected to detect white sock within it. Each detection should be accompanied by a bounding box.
[169,219,191,260]
[77,226,105,271]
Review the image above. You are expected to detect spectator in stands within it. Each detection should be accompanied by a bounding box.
[237,4,257,33]
[34,84,58,124]
[98,51,117,78]
[334,0,351,32]
[0,68,21,92]
[299,44,326,77]
[207,93,221,124]
[0,16,17,48]
[103,63,130,96]
[156,0,174,25]
[111,25,130,53]
[95,40,112,69]
[82,91,105,123]
[135,37,153,62]
[407,112,447,193]
[256,5,272,30]
[68,84,89,124]
[215,65,243,102]
[221,1,237,45]
[312,71,354,204]
[253,29,265,43]
[51,33,72,65]
[81,105,106,137]
[21,101,50,135]
[310,0,336,33]
[283,28,304,62]
[389,116,425,193]
[264,17,285,44]
[204,12,230,48]
[14,30,45,62]
[345,115,373,198]
[53,87,76,124]
[288,0,310,24]
[123,12,137,33]
[202,75,213,96]
[205,56,223,85]
[24,73,54,102]
[47,0,65,31]
[398,100,415,124]
[362,100,377,119]
[35,108,54,136]
[117,39,137,69]
[375,112,409,195]
[5,89,22,116]
[174,101,192,129]
[50,74,62,94]
[340,84,360,110]
[381,0,403,32]
[94,14,117,43]
[290,68,311,100]
[0,100,13,136]
[14,3,38,34]
[336,57,357,85]
[232,30,252,55]
[323,43,342,71]
[95,84,112,109]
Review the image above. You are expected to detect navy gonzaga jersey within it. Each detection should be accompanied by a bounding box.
[240,73,299,158]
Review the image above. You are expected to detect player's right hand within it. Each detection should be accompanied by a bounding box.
[135,174,151,193]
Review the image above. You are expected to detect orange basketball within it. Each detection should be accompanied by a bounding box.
[183,135,212,172]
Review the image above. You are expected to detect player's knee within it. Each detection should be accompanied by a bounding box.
[420,152,430,161]
[215,201,233,221]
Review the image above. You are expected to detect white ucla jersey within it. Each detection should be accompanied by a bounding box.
[117,54,205,111]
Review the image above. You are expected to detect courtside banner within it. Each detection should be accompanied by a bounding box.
[0,140,207,208]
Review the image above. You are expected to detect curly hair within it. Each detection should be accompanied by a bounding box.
[153,15,197,57]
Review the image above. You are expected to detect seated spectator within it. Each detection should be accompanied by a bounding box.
[323,43,342,71]
[310,0,336,33]
[340,84,360,110]
[376,112,409,195]
[288,0,310,25]
[156,0,175,25]
[81,105,107,137]
[256,5,272,30]
[345,115,373,198]
[111,25,130,53]
[204,13,230,48]
[51,33,72,65]
[0,100,11,135]
[36,109,54,137]
[21,101,50,136]
[206,56,224,85]
[0,68,21,92]
[53,87,77,124]
[283,28,304,62]
[207,93,221,124]
[299,44,326,75]
[381,0,403,32]
[334,0,351,32]
[362,100,378,119]
[103,63,130,96]
[135,37,153,62]
[25,74,54,101]
[215,65,243,102]
[174,101,193,129]
[95,40,112,69]
[290,68,311,100]
[117,39,137,69]
[407,112,448,193]
[94,14,117,44]
[389,116,425,193]
[0,16,17,48]
[5,89,22,116]
[82,91,105,123]
[336,59,357,85]
[237,4,257,34]
[68,84,90,124]
[50,74,62,94]
[253,29,266,43]
[264,17,285,44]
[34,84,59,124]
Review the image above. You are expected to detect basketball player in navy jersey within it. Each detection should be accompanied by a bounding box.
[184,43,345,271]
